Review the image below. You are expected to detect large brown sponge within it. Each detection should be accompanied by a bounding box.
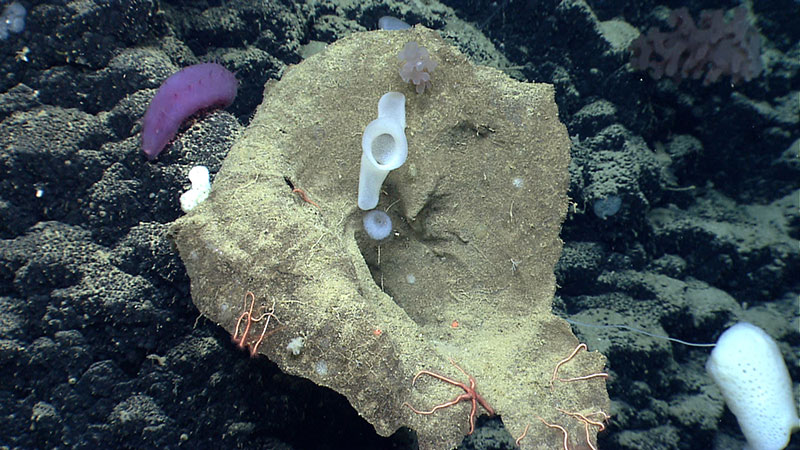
[170,26,608,450]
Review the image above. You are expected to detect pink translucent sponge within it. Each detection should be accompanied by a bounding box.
[398,41,438,94]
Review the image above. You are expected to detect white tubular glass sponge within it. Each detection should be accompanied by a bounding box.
[706,322,800,450]
[358,92,407,210]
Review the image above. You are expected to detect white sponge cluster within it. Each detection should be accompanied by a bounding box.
[706,322,800,450]
[180,166,211,213]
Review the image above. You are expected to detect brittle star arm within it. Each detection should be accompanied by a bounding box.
[550,343,609,388]
[233,291,257,348]
[248,299,282,356]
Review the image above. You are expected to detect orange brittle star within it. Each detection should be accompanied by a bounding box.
[524,409,609,450]
[232,291,282,357]
[517,343,610,448]
[557,408,611,450]
[403,358,495,435]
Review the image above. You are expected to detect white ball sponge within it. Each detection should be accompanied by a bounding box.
[362,209,392,240]
[180,166,211,213]
[706,322,800,450]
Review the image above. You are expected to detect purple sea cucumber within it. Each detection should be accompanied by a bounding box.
[141,63,237,160]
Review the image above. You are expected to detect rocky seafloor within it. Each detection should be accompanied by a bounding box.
[0,0,797,449]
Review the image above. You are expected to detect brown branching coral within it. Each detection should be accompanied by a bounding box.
[630,6,763,85]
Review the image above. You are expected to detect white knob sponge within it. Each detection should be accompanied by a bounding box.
[180,166,211,213]
[706,322,800,450]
